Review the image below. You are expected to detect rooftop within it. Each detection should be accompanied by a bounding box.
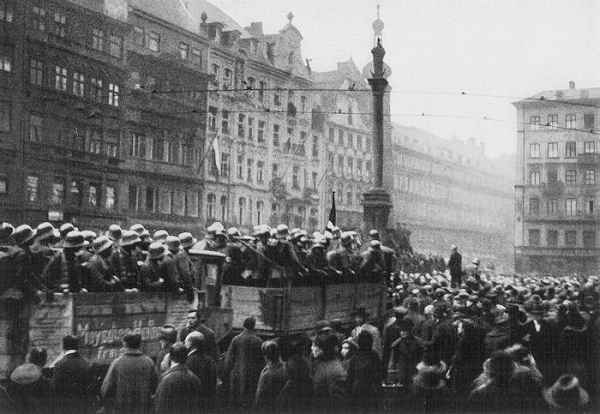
[516,82,600,105]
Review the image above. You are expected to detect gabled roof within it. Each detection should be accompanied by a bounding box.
[128,0,198,33]
[184,0,251,38]
[128,0,251,38]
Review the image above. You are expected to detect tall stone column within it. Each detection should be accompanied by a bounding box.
[363,38,392,234]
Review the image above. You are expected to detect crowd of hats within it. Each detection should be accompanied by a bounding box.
[0,221,199,254]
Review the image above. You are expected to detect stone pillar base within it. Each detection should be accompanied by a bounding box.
[362,187,392,234]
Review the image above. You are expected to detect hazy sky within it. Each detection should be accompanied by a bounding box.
[209,0,600,156]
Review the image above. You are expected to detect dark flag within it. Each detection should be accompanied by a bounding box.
[326,191,336,233]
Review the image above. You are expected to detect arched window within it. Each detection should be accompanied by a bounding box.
[288,51,295,65]
[256,200,264,224]
[220,195,228,222]
[206,193,215,219]
[238,197,246,225]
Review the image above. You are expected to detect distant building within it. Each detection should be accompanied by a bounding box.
[514,82,600,274]
[313,60,374,230]
[391,124,514,270]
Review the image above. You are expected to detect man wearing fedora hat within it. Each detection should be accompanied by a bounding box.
[30,222,59,282]
[543,374,590,412]
[140,242,182,293]
[0,223,21,298]
[84,236,123,292]
[41,231,87,293]
[12,225,46,299]
[110,230,142,290]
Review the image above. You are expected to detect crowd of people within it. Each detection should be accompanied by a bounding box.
[1,220,599,413]
[0,221,391,304]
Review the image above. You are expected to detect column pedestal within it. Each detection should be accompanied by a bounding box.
[363,187,392,235]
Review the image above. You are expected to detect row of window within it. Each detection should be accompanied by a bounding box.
[206,194,267,225]
[128,185,200,217]
[19,112,119,157]
[528,198,595,217]
[528,168,597,185]
[210,64,309,111]
[208,108,320,157]
[130,133,197,166]
[28,57,120,106]
[528,229,596,248]
[132,26,202,67]
[206,193,319,227]
[327,152,372,181]
[528,113,595,130]
[529,141,597,158]
[209,153,320,192]
[28,5,124,58]
[332,184,366,208]
[328,127,369,151]
[23,175,117,210]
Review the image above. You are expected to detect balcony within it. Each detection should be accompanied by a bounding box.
[540,181,565,198]
[577,152,600,165]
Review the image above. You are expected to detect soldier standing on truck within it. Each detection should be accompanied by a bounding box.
[42,231,88,293]
[368,229,397,277]
[30,222,59,280]
[359,240,386,283]
[85,236,124,292]
[177,232,198,287]
[327,232,360,283]
[110,230,142,290]
[140,242,182,294]
[12,225,45,302]
[166,236,194,301]
[270,225,307,286]
[245,225,272,287]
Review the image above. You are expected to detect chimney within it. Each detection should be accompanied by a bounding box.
[569,80,576,89]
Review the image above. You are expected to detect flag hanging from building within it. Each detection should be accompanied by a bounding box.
[213,136,221,175]
[326,191,336,233]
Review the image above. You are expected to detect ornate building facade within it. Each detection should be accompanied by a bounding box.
[514,83,600,274]
[178,2,321,233]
